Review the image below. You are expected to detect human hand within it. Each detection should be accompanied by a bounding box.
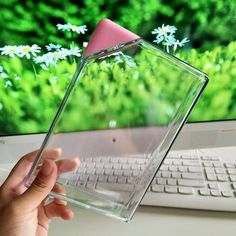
[0,149,80,236]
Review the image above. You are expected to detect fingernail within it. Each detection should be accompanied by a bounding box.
[41,160,53,176]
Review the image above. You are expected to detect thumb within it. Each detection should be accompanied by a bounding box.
[16,159,57,209]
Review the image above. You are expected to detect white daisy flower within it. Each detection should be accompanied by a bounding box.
[71,24,87,34]
[67,46,81,57]
[152,24,177,38]
[56,23,87,34]
[46,43,62,51]
[0,45,19,57]
[56,23,71,31]
[18,44,41,59]
[34,48,68,69]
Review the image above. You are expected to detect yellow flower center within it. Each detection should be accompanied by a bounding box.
[160,28,167,34]
[9,48,15,53]
[71,25,77,31]
[53,52,60,58]
[22,47,30,53]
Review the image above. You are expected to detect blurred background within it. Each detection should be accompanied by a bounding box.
[0,0,235,135]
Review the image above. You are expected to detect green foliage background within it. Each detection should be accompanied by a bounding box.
[0,0,235,135]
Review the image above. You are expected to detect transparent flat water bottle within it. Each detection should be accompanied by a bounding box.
[26,19,208,222]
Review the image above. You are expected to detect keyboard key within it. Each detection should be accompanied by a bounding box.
[213,162,223,168]
[171,172,181,178]
[178,187,193,195]
[188,166,202,173]
[227,169,236,175]
[88,175,97,182]
[173,160,182,166]
[95,169,104,175]
[178,179,205,187]
[127,177,136,184]
[98,175,107,182]
[210,190,222,197]
[104,163,113,169]
[205,167,215,174]
[206,173,217,181]
[79,174,88,182]
[216,174,228,182]
[104,169,113,175]
[122,164,131,170]
[167,179,177,186]
[224,163,235,168]
[113,163,122,169]
[182,172,204,180]
[161,171,171,178]
[95,163,104,169]
[203,162,213,167]
[123,170,132,177]
[86,169,95,175]
[182,160,200,167]
[108,176,117,183]
[117,176,127,184]
[178,166,188,172]
[77,167,87,174]
[208,183,218,189]
[114,169,123,176]
[131,164,140,170]
[157,178,167,185]
[165,186,178,193]
[199,189,210,196]
[151,184,164,193]
[169,166,178,172]
[86,163,95,168]
[215,168,225,174]
[221,190,234,198]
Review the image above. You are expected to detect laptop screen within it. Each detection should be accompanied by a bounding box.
[0,1,235,136]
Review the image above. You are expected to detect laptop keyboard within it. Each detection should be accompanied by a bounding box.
[58,151,236,212]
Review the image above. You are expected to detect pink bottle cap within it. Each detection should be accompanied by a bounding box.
[84,19,140,55]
